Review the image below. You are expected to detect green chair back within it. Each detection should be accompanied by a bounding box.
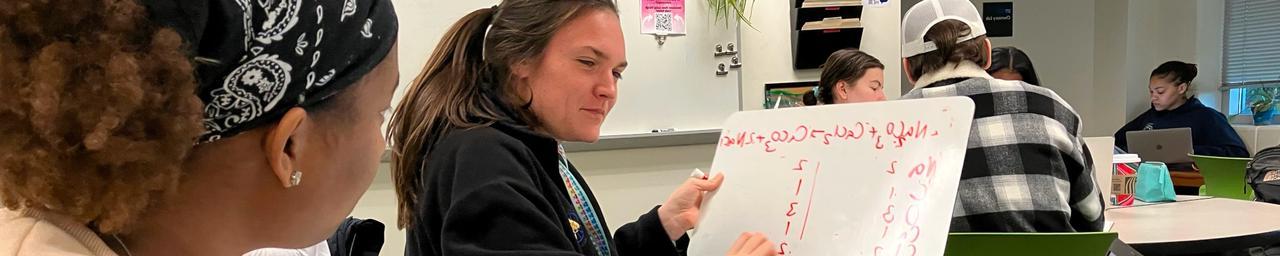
[1189,154,1254,200]
[944,232,1119,256]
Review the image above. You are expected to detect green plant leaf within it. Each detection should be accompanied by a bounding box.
[706,0,757,30]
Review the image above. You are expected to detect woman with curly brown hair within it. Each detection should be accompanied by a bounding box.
[0,0,398,255]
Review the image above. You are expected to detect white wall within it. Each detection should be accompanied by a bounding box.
[740,1,903,110]
[583,0,904,232]
[358,0,1228,254]
[1093,0,1131,138]
[970,0,1223,137]
[362,1,903,254]
[350,164,402,254]
[1104,0,1225,128]
[972,0,1102,135]
[898,0,1224,137]
[579,0,904,234]
[1193,0,1225,109]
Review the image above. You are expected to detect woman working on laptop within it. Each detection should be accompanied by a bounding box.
[1114,61,1248,157]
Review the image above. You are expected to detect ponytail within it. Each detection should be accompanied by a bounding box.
[803,88,819,105]
[1151,60,1198,85]
[387,0,619,229]
[1150,61,1198,98]
[817,49,885,104]
[387,8,498,229]
[905,20,989,81]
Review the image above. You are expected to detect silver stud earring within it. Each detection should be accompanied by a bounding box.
[289,170,302,187]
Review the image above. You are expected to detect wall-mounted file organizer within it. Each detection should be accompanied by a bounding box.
[791,0,865,70]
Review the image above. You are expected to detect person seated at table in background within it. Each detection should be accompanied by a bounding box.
[898,0,1104,232]
[986,46,1041,86]
[805,49,887,104]
[386,1,775,255]
[1114,61,1248,157]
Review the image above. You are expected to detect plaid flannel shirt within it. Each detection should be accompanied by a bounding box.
[903,75,1105,232]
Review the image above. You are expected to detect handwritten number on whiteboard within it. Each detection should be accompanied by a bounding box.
[907,226,921,243]
[905,204,921,226]
[881,205,895,223]
[909,182,929,201]
[908,163,926,178]
[778,242,789,255]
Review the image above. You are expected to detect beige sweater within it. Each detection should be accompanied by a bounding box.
[0,208,117,256]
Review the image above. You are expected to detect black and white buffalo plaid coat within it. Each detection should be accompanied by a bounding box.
[901,63,1105,232]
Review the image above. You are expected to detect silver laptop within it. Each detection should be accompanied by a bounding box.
[1126,127,1194,164]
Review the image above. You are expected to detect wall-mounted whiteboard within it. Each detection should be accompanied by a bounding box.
[391,0,742,137]
[689,97,976,255]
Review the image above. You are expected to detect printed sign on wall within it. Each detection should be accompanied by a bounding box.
[641,0,686,35]
[983,2,1013,37]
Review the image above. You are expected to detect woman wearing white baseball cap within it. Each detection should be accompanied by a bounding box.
[898,0,1105,232]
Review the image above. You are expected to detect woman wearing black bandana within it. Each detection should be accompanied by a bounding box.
[0,0,398,255]
[387,1,774,256]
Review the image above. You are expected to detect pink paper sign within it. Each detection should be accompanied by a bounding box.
[641,0,686,35]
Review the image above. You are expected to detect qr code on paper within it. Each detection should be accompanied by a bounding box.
[655,12,673,32]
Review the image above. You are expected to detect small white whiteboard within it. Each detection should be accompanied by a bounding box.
[689,97,976,256]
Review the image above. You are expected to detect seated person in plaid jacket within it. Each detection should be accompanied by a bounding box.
[897,0,1105,232]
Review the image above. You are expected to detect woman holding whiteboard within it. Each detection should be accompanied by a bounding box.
[387,0,773,255]
[808,49,888,104]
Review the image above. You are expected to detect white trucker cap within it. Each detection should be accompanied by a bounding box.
[901,0,988,58]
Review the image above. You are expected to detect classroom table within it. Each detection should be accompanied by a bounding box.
[1105,197,1280,255]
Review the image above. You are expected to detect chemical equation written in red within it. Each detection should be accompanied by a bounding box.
[719,121,940,153]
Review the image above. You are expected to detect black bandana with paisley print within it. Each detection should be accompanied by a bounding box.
[142,0,398,143]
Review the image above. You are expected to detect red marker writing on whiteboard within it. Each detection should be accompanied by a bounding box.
[691,168,708,180]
